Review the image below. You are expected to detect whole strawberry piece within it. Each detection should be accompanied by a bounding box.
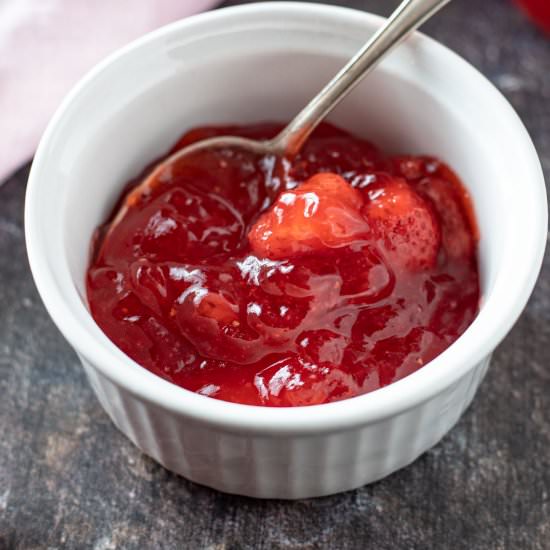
[248,173,368,260]
[362,175,441,270]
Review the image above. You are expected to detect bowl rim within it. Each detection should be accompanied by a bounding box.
[25,1,547,434]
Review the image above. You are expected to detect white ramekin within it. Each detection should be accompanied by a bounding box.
[25,3,547,498]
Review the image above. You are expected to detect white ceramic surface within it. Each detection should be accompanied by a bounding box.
[25,3,547,498]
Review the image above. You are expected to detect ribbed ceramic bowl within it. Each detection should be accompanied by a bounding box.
[25,3,547,498]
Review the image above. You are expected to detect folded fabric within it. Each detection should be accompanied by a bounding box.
[0,0,219,183]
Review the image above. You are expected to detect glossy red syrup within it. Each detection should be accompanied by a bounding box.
[87,122,480,407]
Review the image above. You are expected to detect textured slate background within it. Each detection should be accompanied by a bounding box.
[1,0,549,548]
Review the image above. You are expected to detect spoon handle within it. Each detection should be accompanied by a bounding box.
[272,0,452,157]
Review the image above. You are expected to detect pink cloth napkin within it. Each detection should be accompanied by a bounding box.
[0,0,219,183]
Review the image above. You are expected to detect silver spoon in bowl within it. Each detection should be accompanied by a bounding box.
[110,0,451,229]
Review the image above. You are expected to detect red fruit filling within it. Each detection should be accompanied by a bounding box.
[87,122,479,407]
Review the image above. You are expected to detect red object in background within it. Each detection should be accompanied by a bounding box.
[515,0,550,33]
[87,123,480,407]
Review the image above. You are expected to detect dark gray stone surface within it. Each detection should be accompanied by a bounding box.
[1,0,549,548]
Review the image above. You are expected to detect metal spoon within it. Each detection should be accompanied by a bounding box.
[112,0,451,227]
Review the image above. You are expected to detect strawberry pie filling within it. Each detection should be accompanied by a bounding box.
[87,122,480,406]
